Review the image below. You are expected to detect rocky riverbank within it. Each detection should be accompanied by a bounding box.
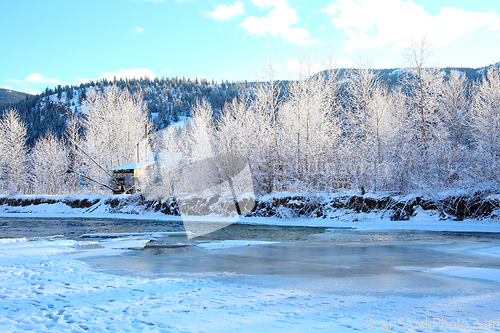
[1,190,499,221]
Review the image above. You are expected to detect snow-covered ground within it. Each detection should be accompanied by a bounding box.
[2,194,500,233]
[0,220,500,332]
[244,206,500,233]
[1,232,500,332]
[1,196,500,332]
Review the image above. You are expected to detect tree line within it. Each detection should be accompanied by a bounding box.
[0,85,150,194]
[155,49,500,197]
[0,76,247,146]
[1,45,500,196]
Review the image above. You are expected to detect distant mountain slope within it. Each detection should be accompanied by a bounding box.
[0,77,247,145]
[0,88,33,105]
[318,63,499,87]
[0,62,498,146]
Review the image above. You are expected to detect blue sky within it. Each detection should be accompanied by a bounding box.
[1,0,500,94]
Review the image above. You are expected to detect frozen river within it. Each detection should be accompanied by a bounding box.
[1,217,500,332]
[84,225,500,295]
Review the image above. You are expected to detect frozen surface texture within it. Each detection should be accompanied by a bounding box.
[1,225,500,332]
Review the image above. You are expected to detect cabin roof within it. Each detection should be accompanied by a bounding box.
[110,161,155,171]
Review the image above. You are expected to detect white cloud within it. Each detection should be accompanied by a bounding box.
[162,69,171,75]
[99,68,157,81]
[26,88,41,95]
[240,2,318,45]
[5,73,65,94]
[131,26,144,33]
[491,17,500,31]
[7,73,65,86]
[206,1,244,21]
[252,0,287,8]
[5,69,159,95]
[271,63,282,71]
[324,0,500,52]
[222,71,235,79]
[22,73,64,85]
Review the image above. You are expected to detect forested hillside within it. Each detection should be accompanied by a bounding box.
[0,77,248,145]
[0,88,32,106]
[1,53,500,197]
[158,62,500,197]
[0,64,492,146]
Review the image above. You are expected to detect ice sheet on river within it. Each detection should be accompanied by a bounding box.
[1,231,500,332]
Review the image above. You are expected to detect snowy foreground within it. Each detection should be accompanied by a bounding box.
[1,199,500,332]
[2,230,500,332]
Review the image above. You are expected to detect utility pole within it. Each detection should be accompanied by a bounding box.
[136,142,140,163]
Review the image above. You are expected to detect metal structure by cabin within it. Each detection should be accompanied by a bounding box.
[110,161,155,194]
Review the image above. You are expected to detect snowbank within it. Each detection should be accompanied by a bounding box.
[1,232,500,332]
[0,191,500,233]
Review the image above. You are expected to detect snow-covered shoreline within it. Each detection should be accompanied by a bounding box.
[2,225,500,332]
[1,192,500,233]
[2,193,500,332]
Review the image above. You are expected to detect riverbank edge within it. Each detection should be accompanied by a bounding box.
[1,190,499,221]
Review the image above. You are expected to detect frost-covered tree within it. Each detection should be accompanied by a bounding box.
[385,86,416,192]
[367,86,394,191]
[175,99,218,195]
[0,109,28,194]
[64,115,85,193]
[442,71,470,149]
[438,70,471,186]
[215,94,263,193]
[470,67,500,183]
[188,99,214,164]
[279,73,334,190]
[153,99,217,198]
[31,132,68,195]
[82,84,151,189]
[250,81,283,193]
[340,66,384,192]
[401,39,448,186]
[149,125,182,199]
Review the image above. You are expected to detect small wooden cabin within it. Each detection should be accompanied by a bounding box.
[110,161,155,194]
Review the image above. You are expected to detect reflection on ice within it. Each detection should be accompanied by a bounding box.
[2,225,500,332]
[396,266,500,282]
[81,228,500,299]
[98,238,151,250]
[197,240,280,249]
